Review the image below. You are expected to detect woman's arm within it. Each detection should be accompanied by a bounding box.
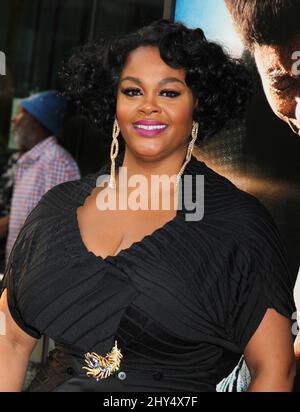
[295,332,300,359]
[295,333,300,378]
[244,308,296,392]
[0,289,37,392]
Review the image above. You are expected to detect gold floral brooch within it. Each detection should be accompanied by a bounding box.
[82,340,123,381]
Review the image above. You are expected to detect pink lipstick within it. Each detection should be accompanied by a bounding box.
[133,120,168,137]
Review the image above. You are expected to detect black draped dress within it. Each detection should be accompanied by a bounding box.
[2,152,295,392]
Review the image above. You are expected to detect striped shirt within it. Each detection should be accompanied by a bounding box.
[6,136,80,259]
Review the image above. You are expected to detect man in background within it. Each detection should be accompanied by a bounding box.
[6,90,80,260]
[0,151,20,271]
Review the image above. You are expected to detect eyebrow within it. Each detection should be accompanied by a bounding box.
[120,76,185,85]
[267,67,288,78]
[268,69,300,82]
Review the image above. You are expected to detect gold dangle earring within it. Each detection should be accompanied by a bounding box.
[175,121,199,189]
[108,118,120,189]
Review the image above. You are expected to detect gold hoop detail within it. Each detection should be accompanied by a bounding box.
[109,118,120,189]
[175,121,199,189]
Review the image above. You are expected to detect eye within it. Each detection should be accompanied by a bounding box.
[160,90,181,98]
[121,88,142,97]
[271,77,294,92]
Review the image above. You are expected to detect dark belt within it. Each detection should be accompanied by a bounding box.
[27,345,131,392]
[26,345,216,392]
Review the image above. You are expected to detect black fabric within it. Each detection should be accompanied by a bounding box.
[2,152,295,392]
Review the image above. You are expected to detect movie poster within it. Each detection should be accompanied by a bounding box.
[175,0,300,311]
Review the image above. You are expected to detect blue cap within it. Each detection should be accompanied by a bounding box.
[20,90,67,136]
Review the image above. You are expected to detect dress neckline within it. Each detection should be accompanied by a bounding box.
[69,151,205,264]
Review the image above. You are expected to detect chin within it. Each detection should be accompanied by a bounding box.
[130,141,166,159]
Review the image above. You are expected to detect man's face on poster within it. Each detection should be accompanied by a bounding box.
[254,33,300,135]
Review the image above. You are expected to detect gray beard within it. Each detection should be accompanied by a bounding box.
[13,125,36,149]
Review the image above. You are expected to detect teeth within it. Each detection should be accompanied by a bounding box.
[135,124,167,130]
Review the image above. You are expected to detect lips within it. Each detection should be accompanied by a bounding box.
[133,120,168,137]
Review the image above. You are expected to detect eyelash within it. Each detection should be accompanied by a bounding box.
[270,78,294,92]
[272,85,291,93]
[121,88,181,98]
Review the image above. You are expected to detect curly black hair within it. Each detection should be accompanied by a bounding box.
[61,19,253,146]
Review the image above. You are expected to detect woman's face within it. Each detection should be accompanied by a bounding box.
[116,46,196,160]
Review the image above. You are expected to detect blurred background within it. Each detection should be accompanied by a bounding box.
[0,0,175,173]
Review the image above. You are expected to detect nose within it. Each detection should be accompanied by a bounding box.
[12,111,23,126]
[138,94,161,116]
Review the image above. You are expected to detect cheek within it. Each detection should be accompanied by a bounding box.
[261,83,296,119]
[17,117,28,130]
[167,101,194,129]
[15,113,25,126]
[116,106,126,126]
[116,96,134,129]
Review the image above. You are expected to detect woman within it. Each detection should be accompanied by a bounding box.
[0,20,296,392]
